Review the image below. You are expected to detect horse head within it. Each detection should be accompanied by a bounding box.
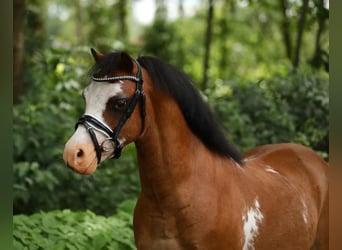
[63,49,146,174]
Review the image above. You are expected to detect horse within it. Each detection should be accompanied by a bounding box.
[63,49,329,250]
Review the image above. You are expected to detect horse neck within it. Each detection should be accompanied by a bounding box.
[135,93,193,181]
[134,91,233,209]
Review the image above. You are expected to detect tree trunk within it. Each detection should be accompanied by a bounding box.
[293,0,309,69]
[310,0,329,71]
[13,0,25,104]
[24,0,46,89]
[201,0,214,90]
[116,0,128,41]
[74,0,84,45]
[155,0,167,20]
[218,0,230,79]
[178,0,184,18]
[279,0,293,61]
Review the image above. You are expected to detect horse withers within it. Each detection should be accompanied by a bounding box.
[63,49,329,250]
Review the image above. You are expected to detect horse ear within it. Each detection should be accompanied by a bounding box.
[90,48,104,62]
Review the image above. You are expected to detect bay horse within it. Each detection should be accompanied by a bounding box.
[63,49,329,249]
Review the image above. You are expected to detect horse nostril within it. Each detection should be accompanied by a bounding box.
[76,149,84,158]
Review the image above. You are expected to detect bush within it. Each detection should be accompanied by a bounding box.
[13,199,136,250]
[207,71,329,159]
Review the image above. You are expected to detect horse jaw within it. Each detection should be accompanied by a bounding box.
[63,126,99,175]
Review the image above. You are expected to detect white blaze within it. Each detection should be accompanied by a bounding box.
[83,81,123,121]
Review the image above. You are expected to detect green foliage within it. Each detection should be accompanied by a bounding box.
[142,19,177,62]
[207,71,329,159]
[13,199,137,250]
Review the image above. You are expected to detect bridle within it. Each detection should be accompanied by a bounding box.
[75,60,146,164]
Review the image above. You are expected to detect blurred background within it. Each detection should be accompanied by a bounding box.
[13,0,329,249]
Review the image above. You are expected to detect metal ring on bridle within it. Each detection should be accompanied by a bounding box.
[100,138,116,153]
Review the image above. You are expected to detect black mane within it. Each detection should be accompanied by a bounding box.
[137,56,243,164]
[89,51,243,164]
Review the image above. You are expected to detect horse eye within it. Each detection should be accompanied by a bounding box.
[114,99,128,111]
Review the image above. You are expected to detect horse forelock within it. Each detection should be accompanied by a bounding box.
[89,51,135,79]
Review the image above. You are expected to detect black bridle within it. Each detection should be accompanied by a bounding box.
[75,60,146,164]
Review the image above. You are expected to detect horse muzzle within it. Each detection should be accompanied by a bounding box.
[63,126,102,175]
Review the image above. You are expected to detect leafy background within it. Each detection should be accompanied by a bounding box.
[13,0,328,249]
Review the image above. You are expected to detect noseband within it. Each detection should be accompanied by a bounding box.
[75,60,146,164]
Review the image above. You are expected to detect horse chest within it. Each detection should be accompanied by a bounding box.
[134,208,241,250]
[134,206,203,249]
[139,238,182,250]
[135,220,191,250]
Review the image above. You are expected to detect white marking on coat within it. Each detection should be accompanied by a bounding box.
[301,198,309,224]
[242,198,264,250]
[117,137,126,146]
[232,159,242,168]
[244,156,258,162]
[264,165,280,175]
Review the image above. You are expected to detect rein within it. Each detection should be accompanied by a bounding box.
[75,60,146,163]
